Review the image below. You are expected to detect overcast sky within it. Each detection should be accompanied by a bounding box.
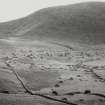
[0,0,105,22]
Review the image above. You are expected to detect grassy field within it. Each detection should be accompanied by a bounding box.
[0,40,104,105]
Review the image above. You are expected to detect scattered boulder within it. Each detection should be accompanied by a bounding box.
[84,90,91,94]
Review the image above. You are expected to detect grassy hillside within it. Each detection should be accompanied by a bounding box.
[0,2,105,44]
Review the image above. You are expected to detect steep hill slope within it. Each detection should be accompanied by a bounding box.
[0,2,105,44]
